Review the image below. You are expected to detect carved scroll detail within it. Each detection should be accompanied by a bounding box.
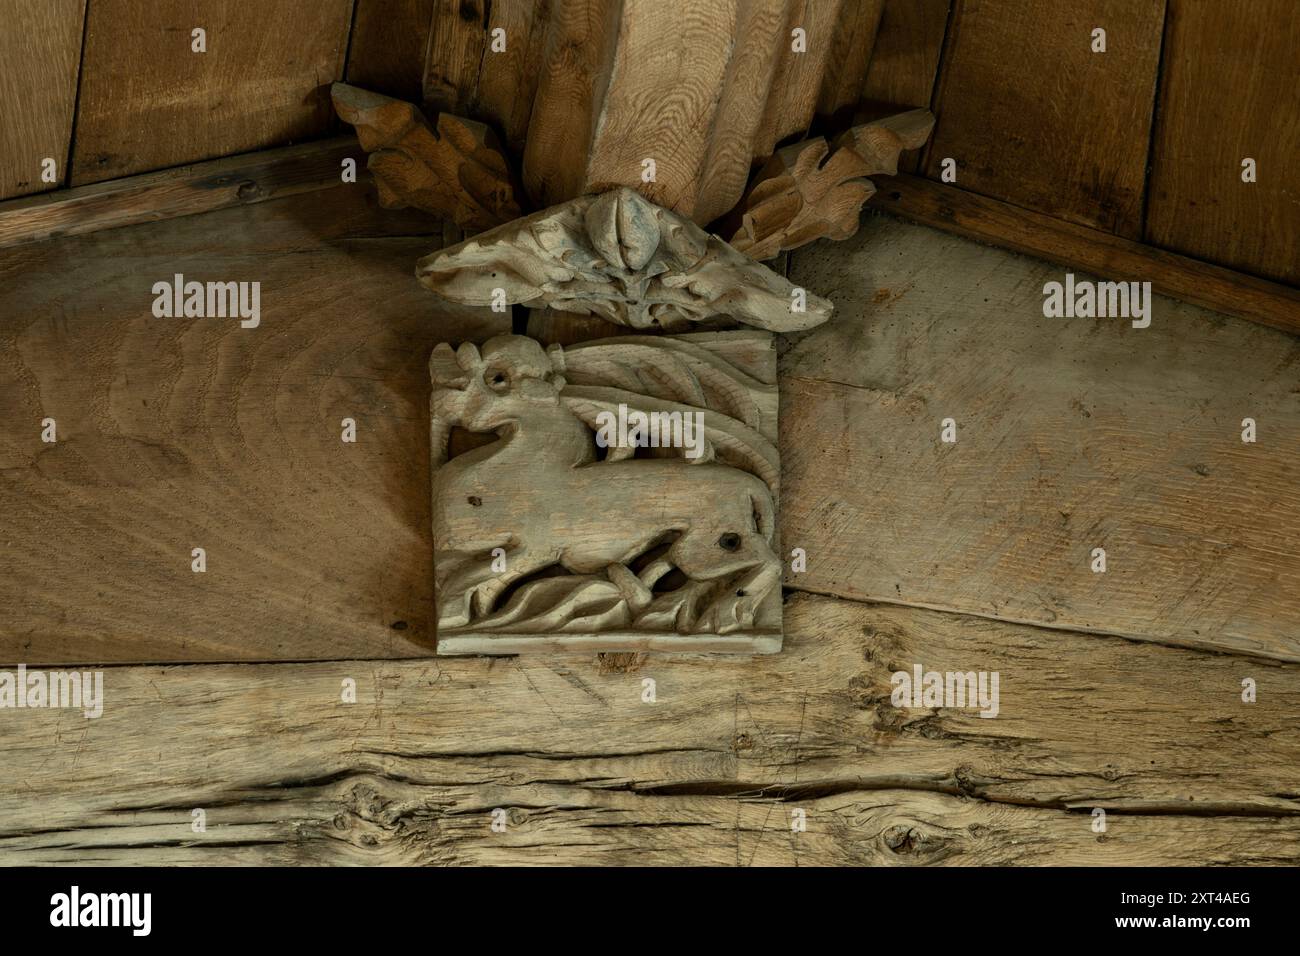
[331,82,521,232]
[417,187,832,332]
[727,109,935,260]
[430,333,784,649]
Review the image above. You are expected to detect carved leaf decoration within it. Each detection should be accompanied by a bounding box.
[554,335,781,497]
[331,82,521,233]
[728,109,936,260]
[561,336,774,436]
[417,187,832,332]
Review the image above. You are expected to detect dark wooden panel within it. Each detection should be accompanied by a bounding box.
[925,0,1164,237]
[346,0,436,103]
[71,0,354,184]
[859,0,950,114]
[1145,0,1300,286]
[0,185,505,663]
[0,0,86,199]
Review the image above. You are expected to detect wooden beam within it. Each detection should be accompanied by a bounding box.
[870,174,1300,336]
[0,595,1296,864]
[0,138,357,250]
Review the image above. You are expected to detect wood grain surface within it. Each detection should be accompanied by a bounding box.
[0,0,86,199]
[1144,0,1300,285]
[869,174,1300,336]
[0,184,504,663]
[783,215,1300,662]
[71,0,354,184]
[925,0,1165,237]
[347,0,437,104]
[0,595,1295,864]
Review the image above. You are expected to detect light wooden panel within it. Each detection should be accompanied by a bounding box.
[1145,0,1300,286]
[925,0,1164,237]
[346,0,436,104]
[869,174,1300,335]
[783,216,1300,662]
[0,186,505,663]
[1,596,1296,864]
[0,0,86,199]
[71,0,354,185]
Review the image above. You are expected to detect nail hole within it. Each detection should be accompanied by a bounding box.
[468,496,482,506]
[718,532,741,551]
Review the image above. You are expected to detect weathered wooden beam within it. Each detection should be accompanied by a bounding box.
[869,173,1300,336]
[0,137,355,250]
[0,595,1296,864]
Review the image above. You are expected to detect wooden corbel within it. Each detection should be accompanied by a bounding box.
[419,188,832,655]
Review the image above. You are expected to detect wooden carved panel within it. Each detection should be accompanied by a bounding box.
[421,189,829,654]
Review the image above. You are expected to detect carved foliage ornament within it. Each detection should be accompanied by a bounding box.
[417,187,832,332]
[422,189,831,655]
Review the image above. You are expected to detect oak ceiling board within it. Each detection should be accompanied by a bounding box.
[925,0,1164,238]
[1144,0,1300,286]
[0,0,86,200]
[70,0,354,185]
[783,216,1300,663]
[0,186,506,664]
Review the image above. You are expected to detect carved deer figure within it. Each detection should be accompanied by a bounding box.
[430,335,781,634]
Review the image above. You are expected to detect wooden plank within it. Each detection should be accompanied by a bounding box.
[1144,0,1300,285]
[0,137,357,250]
[0,0,86,199]
[783,215,1300,662]
[0,186,506,664]
[473,0,552,153]
[70,0,354,185]
[925,0,1164,237]
[346,0,436,103]
[870,174,1300,337]
[1,595,1297,864]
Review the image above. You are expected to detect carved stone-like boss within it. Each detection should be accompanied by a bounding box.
[419,188,831,654]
